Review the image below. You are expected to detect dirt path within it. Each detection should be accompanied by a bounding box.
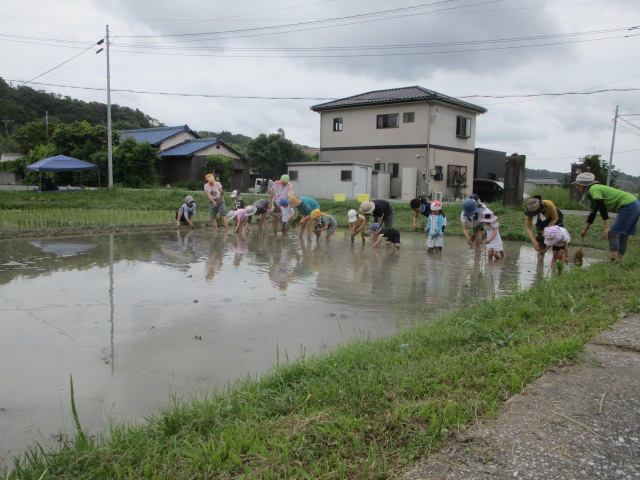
[399,315,640,480]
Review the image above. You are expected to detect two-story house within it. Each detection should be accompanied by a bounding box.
[310,86,486,200]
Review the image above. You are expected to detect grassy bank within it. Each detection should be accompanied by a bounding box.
[4,243,639,479]
[0,188,607,249]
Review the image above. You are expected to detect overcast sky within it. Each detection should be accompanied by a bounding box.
[1,0,639,176]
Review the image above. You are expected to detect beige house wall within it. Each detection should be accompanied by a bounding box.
[195,144,242,159]
[159,131,198,151]
[317,100,478,199]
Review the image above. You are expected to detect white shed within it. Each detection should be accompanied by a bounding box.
[287,162,372,200]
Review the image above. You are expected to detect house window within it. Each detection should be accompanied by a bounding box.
[289,170,298,181]
[388,163,399,178]
[374,163,385,172]
[447,165,468,200]
[333,118,343,132]
[341,170,352,181]
[403,112,415,123]
[377,114,399,129]
[456,116,471,138]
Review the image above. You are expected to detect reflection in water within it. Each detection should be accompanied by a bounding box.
[0,230,602,463]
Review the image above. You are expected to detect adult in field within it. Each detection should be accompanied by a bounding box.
[287,195,320,238]
[203,173,228,229]
[524,195,564,262]
[176,195,196,227]
[358,199,394,232]
[252,198,271,233]
[410,197,446,232]
[574,172,640,262]
[269,174,294,234]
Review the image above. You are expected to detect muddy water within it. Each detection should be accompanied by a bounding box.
[0,229,601,463]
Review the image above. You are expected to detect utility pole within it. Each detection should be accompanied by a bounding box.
[606,106,618,186]
[1,119,14,148]
[96,27,113,188]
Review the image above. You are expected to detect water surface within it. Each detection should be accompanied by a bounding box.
[0,229,601,463]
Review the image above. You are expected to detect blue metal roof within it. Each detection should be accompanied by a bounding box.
[118,125,198,146]
[311,86,486,114]
[159,138,220,157]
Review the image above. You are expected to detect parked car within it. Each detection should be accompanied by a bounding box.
[472,179,504,203]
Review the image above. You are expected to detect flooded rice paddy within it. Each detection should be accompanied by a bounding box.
[0,228,602,463]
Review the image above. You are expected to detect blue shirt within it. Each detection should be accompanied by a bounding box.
[179,203,196,218]
[297,197,320,216]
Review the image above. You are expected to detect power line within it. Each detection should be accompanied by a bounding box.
[8,79,639,102]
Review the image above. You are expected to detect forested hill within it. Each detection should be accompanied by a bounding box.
[0,77,158,131]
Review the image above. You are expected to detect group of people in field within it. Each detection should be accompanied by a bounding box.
[176,171,640,262]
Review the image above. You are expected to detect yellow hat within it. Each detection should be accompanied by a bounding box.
[205,173,215,183]
[287,195,301,207]
[310,209,325,220]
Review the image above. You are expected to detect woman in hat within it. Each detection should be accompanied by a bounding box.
[524,195,565,262]
[176,195,196,227]
[481,209,505,260]
[203,173,228,229]
[574,172,640,262]
[269,174,295,234]
[357,199,394,233]
[287,195,320,238]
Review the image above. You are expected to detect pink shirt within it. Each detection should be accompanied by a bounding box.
[236,208,248,223]
[204,182,222,202]
[270,180,294,202]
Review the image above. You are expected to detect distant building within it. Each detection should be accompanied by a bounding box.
[118,125,249,189]
[311,86,487,200]
[524,177,562,195]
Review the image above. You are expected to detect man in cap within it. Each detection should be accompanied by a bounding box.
[203,173,228,229]
[357,199,394,233]
[524,195,564,262]
[574,172,640,262]
[176,195,196,227]
[269,174,295,234]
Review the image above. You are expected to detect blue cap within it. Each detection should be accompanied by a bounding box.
[279,198,289,206]
[370,223,381,231]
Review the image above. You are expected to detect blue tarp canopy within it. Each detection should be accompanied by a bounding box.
[26,155,98,172]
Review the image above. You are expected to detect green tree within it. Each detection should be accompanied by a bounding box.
[50,120,116,160]
[246,131,306,182]
[204,155,235,190]
[14,121,54,153]
[112,137,159,188]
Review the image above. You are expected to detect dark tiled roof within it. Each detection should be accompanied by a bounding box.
[159,138,245,159]
[119,125,198,146]
[159,138,219,157]
[311,86,486,114]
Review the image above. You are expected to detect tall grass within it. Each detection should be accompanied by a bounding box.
[528,186,585,210]
[4,246,640,479]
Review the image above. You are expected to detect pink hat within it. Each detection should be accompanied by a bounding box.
[480,209,498,223]
[543,226,563,246]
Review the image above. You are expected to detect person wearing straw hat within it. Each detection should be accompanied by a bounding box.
[357,199,394,233]
[203,173,228,229]
[480,209,505,260]
[524,195,565,262]
[287,195,320,238]
[176,195,196,227]
[574,172,640,262]
[269,174,295,234]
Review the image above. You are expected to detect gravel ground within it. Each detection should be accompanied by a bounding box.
[399,315,640,480]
